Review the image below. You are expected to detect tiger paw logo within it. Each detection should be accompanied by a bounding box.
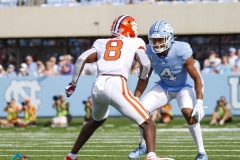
[11,153,30,160]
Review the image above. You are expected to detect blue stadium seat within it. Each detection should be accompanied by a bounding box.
[0,0,18,7]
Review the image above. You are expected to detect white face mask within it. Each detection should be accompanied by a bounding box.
[149,37,169,54]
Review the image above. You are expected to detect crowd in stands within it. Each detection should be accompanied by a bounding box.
[0,54,76,77]
[0,0,239,8]
[201,47,240,74]
[1,47,240,78]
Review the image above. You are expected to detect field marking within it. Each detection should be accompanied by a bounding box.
[2,141,240,145]
[1,154,240,157]
[1,149,240,152]
[157,128,240,132]
[2,145,240,148]
[1,127,240,135]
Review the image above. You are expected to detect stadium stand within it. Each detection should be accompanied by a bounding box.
[0,0,18,7]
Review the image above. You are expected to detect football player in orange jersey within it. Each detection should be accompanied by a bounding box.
[64,15,163,160]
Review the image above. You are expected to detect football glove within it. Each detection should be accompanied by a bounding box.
[191,99,208,122]
[65,82,77,97]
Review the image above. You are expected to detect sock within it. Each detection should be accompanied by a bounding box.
[188,122,206,154]
[139,127,146,146]
[147,152,156,157]
[68,153,77,159]
[210,120,217,124]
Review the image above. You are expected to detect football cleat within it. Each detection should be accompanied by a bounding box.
[195,152,208,160]
[64,156,78,160]
[146,155,163,160]
[128,143,147,159]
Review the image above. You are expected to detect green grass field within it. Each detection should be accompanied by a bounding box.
[1,116,240,160]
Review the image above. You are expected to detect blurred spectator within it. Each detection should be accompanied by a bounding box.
[33,61,45,77]
[216,55,233,74]
[234,49,240,73]
[60,63,72,75]
[152,103,173,124]
[60,54,74,75]
[201,58,218,74]
[82,96,92,126]
[81,62,97,75]
[5,64,17,77]
[228,47,238,67]
[201,50,221,74]
[57,55,65,74]
[0,48,9,68]
[20,98,37,126]
[18,63,29,77]
[43,60,55,76]
[0,64,5,77]
[19,0,46,6]
[209,96,232,126]
[51,94,71,127]
[25,55,38,75]
[49,56,59,75]
[203,50,221,68]
[0,98,22,127]
[66,54,74,74]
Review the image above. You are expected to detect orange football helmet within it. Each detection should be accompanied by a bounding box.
[111,15,138,38]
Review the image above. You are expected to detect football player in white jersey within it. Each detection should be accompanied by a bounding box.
[64,15,163,160]
[128,20,208,160]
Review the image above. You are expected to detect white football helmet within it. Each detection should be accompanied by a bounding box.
[148,20,174,53]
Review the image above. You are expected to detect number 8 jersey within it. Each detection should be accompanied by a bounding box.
[93,37,146,80]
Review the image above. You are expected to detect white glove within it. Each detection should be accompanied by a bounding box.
[191,99,208,122]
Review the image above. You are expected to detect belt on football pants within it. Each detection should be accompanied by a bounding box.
[101,74,127,81]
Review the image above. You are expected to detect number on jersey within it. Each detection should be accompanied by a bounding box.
[160,68,177,80]
[104,40,123,61]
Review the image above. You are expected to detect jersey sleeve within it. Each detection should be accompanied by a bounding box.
[92,39,100,50]
[137,38,146,51]
[177,42,193,62]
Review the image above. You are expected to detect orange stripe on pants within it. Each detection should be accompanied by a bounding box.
[120,77,149,121]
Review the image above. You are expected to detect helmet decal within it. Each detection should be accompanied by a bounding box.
[165,24,174,35]
[111,15,138,38]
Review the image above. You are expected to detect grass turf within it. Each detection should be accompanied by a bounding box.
[0,116,240,160]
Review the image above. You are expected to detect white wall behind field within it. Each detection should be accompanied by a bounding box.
[1,3,240,38]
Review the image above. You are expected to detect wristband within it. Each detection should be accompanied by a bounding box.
[196,99,203,105]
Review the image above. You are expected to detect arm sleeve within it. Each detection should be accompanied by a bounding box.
[72,48,97,83]
[135,49,151,80]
